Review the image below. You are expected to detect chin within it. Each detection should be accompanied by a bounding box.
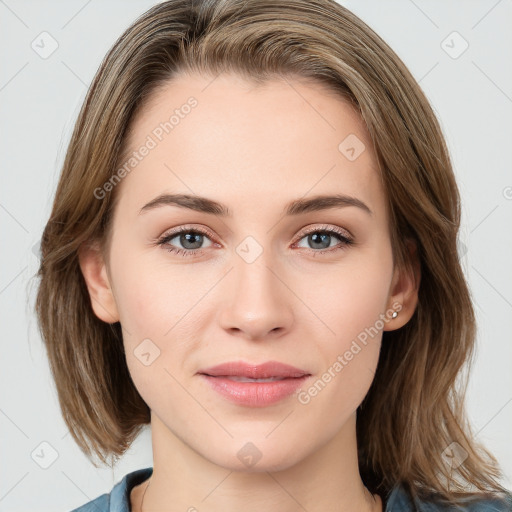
[205,438,307,474]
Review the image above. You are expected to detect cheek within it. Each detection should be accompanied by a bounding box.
[293,257,391,410]
[110,249,181,337]
[299,258,391,343]
[110,254,206,397]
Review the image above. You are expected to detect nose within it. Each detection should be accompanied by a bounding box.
[217,248,294,341]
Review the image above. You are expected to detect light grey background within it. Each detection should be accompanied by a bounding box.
[1,1,511,511]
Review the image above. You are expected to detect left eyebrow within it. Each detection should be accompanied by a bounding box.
[284,194,373,216]
[138,193,373,217]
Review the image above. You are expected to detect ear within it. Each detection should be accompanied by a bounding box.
[384,238,421,331]
[78,240,119,324]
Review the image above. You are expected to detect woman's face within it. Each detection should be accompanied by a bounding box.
[84,72,412,471]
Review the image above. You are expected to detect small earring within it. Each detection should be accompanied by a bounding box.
[391,310,398,319]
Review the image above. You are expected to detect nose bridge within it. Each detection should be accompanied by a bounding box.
[234,241,276,295]
[232,234,281,302]
[217,233,292,338]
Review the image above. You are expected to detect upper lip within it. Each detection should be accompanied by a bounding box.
[198,360,310,379]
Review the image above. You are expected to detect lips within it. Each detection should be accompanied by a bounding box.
[198,360,310,379]
[198,361,312,407]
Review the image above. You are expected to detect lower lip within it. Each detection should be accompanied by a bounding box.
[200,374,310,407]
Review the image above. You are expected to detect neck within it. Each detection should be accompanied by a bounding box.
[134,412,382,512]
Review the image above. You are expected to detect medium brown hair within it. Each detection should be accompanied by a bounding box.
[34,0,510,506]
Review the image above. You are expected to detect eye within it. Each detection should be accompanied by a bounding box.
[293,225,354,255]
[156,226,214,257]
[155,224,354,258]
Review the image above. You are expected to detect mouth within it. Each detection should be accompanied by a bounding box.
[197,360,311,407]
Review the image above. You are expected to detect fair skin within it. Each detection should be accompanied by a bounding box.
[79,71,419,512]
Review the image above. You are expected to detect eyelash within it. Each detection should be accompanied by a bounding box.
[155,224,354,258]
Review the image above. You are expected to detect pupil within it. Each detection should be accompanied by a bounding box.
[182,233,202,249]
[310,233,329,249]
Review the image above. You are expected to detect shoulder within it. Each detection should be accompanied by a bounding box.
[385,484,512,512]
[70,492,109,512]
[69,467,153,512]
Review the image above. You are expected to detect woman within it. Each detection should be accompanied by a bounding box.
[35,0,511,511]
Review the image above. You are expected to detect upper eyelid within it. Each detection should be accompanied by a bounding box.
[162,225,214,240]
[299,224,352,239]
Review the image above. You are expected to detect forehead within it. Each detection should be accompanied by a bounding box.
[114,72,384,220]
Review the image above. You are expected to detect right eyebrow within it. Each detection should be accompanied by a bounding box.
[139,193,230,216]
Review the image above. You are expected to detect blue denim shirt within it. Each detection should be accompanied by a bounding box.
[70,467,512,511]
